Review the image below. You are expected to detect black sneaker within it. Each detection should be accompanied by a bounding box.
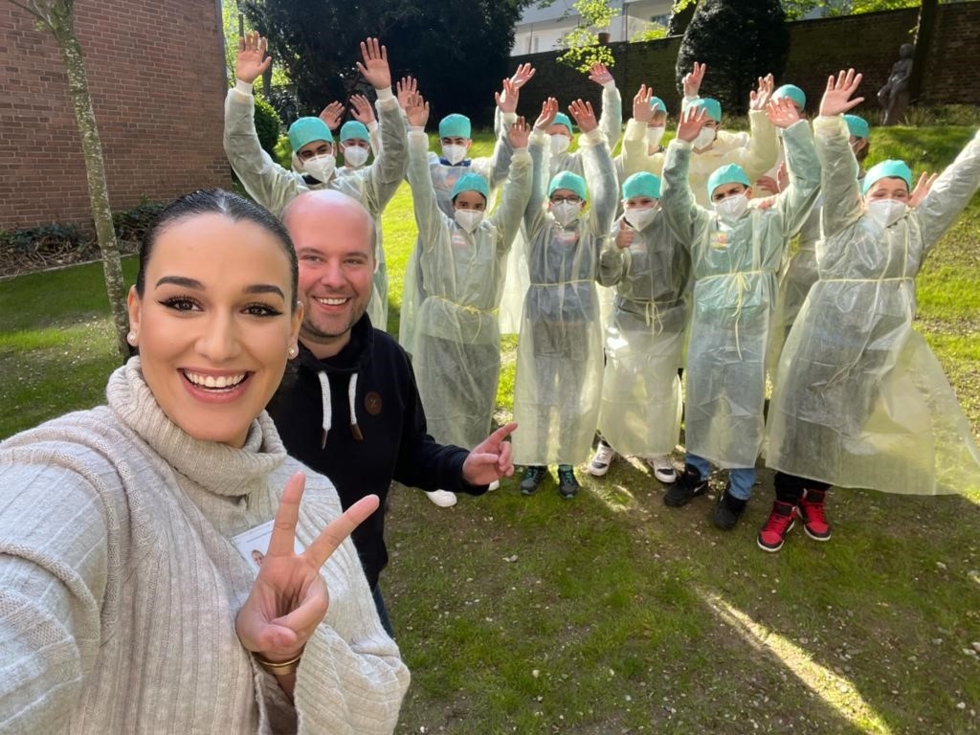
[663,464,709,507]
[713,487,748,530]
[557,464,579,499]
[520,466,547,496]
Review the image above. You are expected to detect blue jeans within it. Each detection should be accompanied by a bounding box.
[686,453,756,500]
[372,584,394,638]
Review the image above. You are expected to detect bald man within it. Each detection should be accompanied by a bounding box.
[268,190,516,634]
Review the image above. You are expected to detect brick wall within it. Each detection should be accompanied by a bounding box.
[510,4,979,127]
[0,0,231,230]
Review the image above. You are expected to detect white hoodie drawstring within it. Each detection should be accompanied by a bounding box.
[348,372,363,441]
[319,370,363,447]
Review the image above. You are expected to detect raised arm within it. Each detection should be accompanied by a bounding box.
[404,94,448,252]
[589,63,623,151]
[356,38,407,215]
[622,85,657,177]
[224,32,303,215]
[916,129,980,254]
[734,74,779,183]
[571,98,617,236]
[349,94,381,157]
[814,69,866,238]
[766,98,821,238]
[525,98,558,233]
[480,78,519,188]
[490,117,533,253]
[661,106,710,248]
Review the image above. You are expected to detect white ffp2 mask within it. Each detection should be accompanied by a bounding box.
[866,199,907,229]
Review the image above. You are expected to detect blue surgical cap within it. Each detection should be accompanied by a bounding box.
[843,114,870,140]
[690,98,722,122]
[340,120,370,143]
[553,112,574,134]
[649,96,667,114]
[451,172,490,201]
[439,114,472,139]
[773,84,806,111]
[548,171,588,202]
[288,117,333,152]
[707,163,750,197]
[862,160,913,194]
[622,172,662,200]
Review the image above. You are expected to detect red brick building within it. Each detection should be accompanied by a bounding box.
[0,0,231,230]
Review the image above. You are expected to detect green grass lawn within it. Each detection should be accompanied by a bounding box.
[2,128,979,733]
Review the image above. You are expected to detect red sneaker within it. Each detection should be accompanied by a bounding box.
[757,501,797,552]
[797,489,832,541]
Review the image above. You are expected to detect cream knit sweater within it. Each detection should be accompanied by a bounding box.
[0,359,409,734]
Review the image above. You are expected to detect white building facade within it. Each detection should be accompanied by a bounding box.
[511,0,675,56]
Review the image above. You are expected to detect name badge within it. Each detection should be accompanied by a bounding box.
[232,520,306,574]
[710,230,730,250]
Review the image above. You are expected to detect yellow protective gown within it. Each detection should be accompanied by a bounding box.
[406,130,531,449]
[512,128,617,466]
[661,120,820,469]
[596,213,691,458]
[223,84,405,331]
[618,118,665,179]
[398,116,517,355]
[766,118,980,494]
[684,109,779,206]
[498,84,623,335]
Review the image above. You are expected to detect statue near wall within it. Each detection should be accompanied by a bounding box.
[877,43,914,126]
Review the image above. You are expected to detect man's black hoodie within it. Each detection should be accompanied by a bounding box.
[268,315,484,589]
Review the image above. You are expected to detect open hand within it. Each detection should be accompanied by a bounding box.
[568,98,598,134]
[766,96,801,129]
[349,94,376,125]
[909,172,938,208]
[396,76,417,110]
[462,423,517,486]
[510,63,536,89]
[496,78,520,115]
[235,473,380,663]
[535,97,560,132]
[319,101,344,131]
[509,116,530,149]
[405,91,429,128]
[677,105,708,143]
[819,68,864,117]
[236,31,271,85]
[588,62,614,86]
[356,37,391,90]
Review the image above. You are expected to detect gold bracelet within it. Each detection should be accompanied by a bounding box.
[254,651,302,676]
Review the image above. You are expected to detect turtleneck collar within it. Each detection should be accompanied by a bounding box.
[106,358,286,497]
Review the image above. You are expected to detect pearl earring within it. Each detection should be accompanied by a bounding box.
[127,331,138,346]
[288,345,298,358]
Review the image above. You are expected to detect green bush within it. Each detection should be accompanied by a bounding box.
[0,223,86,254]
[254,95,282,157]
[112,200,165,243]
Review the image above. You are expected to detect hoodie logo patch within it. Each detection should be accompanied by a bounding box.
[365,392,382,415]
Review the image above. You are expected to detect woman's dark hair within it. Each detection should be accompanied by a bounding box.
[135,189,299,311]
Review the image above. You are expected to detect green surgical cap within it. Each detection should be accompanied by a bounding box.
[707,163,750,197]
[451,172,489,201]
[649,96,667,114]
[622,172,662,200]
[843,114,870,139]
[340,120,370,143]
[288,117,333,152]
[690,98,722,122]
[439,114,472,139]
[548,171,588,202]
[773,84,806,111]
[553,112,574,134]
[862,159,913,194]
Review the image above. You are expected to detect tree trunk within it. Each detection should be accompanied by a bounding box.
[50,1,131,362]
[907,0,937,105]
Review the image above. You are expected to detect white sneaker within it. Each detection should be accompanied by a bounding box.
[649,456,678,484]
[487,480,500,491]
[588,442,617,477]
[426,489,458,507]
